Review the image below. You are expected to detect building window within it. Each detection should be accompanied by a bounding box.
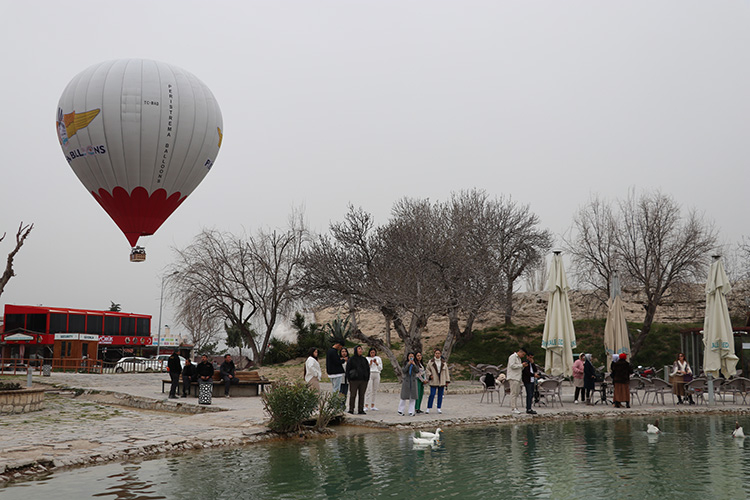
[50,313,67,333]
[86,315,103,334]
[26,314,47,333]
[69,314,85,333]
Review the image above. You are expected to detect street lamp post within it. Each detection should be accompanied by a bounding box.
[156,271,177,357]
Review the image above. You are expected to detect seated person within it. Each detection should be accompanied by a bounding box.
[219,354,240,397]
[182,357,198,397]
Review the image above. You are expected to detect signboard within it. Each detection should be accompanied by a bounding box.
[158,337,180,347]
[55,333,79,340]
[743,343,750,350]
[80,334,99,342]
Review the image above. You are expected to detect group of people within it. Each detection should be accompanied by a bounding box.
[307,343,382,415]
[304,343,451,417]
[506,347,541,415]
[167,353,239,401]
[398,349,450,416]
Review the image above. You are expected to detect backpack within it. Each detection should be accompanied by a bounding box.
[484,372,495,387]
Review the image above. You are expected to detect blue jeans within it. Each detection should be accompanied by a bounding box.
[427,386,444,409]
[524,381,535,411]
[330,375,343,394]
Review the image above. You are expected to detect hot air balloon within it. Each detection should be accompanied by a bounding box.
[56,59,223,261]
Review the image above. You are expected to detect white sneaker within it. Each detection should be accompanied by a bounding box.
[409,413,415,416]
[512,408,521,414]
[425,409,430,414]
[437,408,442,414]
[574,400,579,404]
[372,407,379,411]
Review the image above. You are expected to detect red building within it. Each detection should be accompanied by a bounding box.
[1,304,154,363]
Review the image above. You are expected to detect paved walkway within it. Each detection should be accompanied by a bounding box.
[0,372,748,481]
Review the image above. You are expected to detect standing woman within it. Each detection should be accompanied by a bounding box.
[572,353,585,403]
[304,348,322,390]
[365,348,383,411]
[415,352,427,413]
[610,353,633,408]
[426,348,450,414]
[345,345,370,415]
[671,352,694,405]
[398,353,419,416]
[583,354,596,405]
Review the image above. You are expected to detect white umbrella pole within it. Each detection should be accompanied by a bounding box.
[707,373,715,405]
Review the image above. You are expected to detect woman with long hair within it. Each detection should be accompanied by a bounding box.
[415,352,427,413]
[365,347,383,411]
[304,347,322,390]
[671,352,694,404]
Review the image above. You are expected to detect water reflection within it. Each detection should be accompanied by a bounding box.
[3,415,750,499]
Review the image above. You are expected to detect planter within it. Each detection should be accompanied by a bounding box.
[0,388,45,414]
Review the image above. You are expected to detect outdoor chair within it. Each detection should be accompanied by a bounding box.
[720,377,749,405]
[537,378,563,408]
[629,377,645,405]
[685,378,708,405]
[479,374,502,403]
[469,364,483,384]
[646,378,673,405]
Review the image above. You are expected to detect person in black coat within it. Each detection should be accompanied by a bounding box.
[219,354,239,397]
[583,354,596,405]
[181,358,197,397]
[345,345,370,415]
[610,353,634,408]
[197,355,214,382]
[167,352,182,399]
[521,352,540,415]
[326,342,345,394]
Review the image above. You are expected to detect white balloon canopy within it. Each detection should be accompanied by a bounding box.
[56,59,223,248]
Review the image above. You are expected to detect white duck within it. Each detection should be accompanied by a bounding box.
[412,434,440,446]
[733,421,745,438]
[646,419,660,434]
[418,428,442,440]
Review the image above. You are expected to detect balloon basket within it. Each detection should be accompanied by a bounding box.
[130,247,146,262]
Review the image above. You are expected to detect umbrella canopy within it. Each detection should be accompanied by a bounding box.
[541,252,577,377]
[703,257,738,378]
[603,274,631,361]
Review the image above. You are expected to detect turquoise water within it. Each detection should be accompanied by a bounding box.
[3,415,749,499]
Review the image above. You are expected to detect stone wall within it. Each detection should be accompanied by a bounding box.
[314,281,750,347]
[0,388,45,414]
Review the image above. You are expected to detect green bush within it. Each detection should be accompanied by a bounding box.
[261,381,320,433]
[264,337,297,364]
[315,391,345,430]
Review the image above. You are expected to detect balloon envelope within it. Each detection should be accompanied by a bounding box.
[56,59,223,247]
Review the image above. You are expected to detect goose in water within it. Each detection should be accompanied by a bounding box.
[646,419,660,434]
[733,421,745,438]
[418,428,442,439]
[412,434,440,446]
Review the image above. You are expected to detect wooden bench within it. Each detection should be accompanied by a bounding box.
[162,370,274,397]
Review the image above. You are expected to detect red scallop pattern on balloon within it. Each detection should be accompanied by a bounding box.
[91,187,187,247]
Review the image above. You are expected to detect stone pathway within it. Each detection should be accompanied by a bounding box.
[0,372,748,482]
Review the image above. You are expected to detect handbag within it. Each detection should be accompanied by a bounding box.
[683,372,693,383]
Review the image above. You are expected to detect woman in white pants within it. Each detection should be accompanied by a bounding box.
[365,347,383,411]
[398,353,419,416]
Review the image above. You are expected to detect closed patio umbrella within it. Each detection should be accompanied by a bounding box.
[603,273,630,361]
[542,251,577,377]
[703,255,738,379]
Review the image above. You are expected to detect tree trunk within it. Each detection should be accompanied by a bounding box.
[504,280,514,325]
[442,310,476,361]
[631,302,657,359]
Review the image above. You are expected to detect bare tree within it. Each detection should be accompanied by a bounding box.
[169,212,308,365]
[618,190,717,356]
[0,222,33,299]
[564,194,620,305]
[244,211,308,365]
[168,229,259,359]
[566,190,717,358]
[524,257,548,292]
[174,291,223,353]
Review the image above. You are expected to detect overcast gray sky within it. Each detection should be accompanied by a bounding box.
[1,1,748,334]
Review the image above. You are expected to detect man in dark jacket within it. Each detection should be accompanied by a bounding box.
[326,342,345,394]
[197,354,214,382]
[167,352,182,399]
[182,358,197,397]
[219,354,239,397]
[345,345,370,415]
[521,352,540,415]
